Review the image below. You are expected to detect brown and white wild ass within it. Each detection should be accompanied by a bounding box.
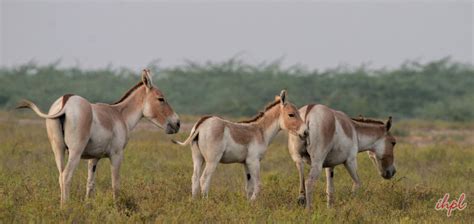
[17,69,180,207]
[172,90,308,200]
[288,104,396,209]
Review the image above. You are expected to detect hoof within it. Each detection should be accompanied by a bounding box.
[297,196,306,206]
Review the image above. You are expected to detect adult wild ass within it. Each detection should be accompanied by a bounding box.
[287,104,396,209]
[172,90,308,200]
[17,69,180,207]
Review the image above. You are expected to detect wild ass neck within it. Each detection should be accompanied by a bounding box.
[253,105,281,146]
[113,86,146,132]
[353,121,385,151]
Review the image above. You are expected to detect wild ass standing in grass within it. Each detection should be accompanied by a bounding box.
[288,104,396,209]
[16,69,180,207]
[172,90,308,200]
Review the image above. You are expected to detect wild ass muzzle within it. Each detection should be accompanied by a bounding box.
[172,90,308,200]
[288,104,396,209]
[16,69,180,207]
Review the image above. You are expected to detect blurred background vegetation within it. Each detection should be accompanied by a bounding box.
[1,58,473,121]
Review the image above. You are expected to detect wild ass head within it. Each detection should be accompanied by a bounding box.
[140,69,180,134]
[277,90,308,140]
[367,117,397,179]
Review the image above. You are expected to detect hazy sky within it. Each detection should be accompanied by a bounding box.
[1,0,473,70]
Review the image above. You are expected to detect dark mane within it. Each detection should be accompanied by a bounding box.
[111,81,144,105]
[238,100,280,123]
[351,117,384,125]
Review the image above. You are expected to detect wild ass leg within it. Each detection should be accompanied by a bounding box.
[295,160,306,205]
[61,147,84,205]
[191,143,203,199]
[344,157,361,193]
[46,119,66,206]
[110,152,123,200]
[247,160,261,201]
[325,167,335,207]
[288,133,307,205]
[305,162,323,210]
[305,144,329,210]
[54,149,66,205]
[86,159,99,198]
[244,164,254,199]
[200,161,219,198]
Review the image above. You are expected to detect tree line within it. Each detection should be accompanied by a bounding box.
[1,58,473,121]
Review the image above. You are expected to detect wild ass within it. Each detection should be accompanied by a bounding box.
[16,69,180,207]
[172,90,308,200]
[288,104,396,209]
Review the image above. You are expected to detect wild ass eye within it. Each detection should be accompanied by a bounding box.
[157,97,165,102]
[391,142,396,146]
[288,113,295,118]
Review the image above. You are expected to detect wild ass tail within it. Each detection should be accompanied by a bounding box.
[171,127,199,146]
[16,94,73,119]
[171,115,213,146]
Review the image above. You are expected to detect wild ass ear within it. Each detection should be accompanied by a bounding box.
[141,69,153,89]
[274,95,281,101]
[279,90,287,105]
[385,116,392,132]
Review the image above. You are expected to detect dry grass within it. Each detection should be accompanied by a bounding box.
[0,111,473,223]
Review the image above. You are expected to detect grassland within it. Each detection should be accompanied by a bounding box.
[0,111,473,223]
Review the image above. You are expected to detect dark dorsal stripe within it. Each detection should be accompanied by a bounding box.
[61,94,75,107]
[112,81,144,105]
[238,100,280,123]
[305,104,316,120]
[351,117,384,125]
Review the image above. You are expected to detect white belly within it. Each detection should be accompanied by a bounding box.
[81,122,115,159]
[220,144,247,163]
[323,148,349,167]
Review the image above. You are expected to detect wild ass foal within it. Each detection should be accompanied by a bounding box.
[288,104,396,209]
[173,90,308,200]
[17,70,180,207]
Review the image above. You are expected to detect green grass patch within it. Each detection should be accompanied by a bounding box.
[0,116,472,222]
